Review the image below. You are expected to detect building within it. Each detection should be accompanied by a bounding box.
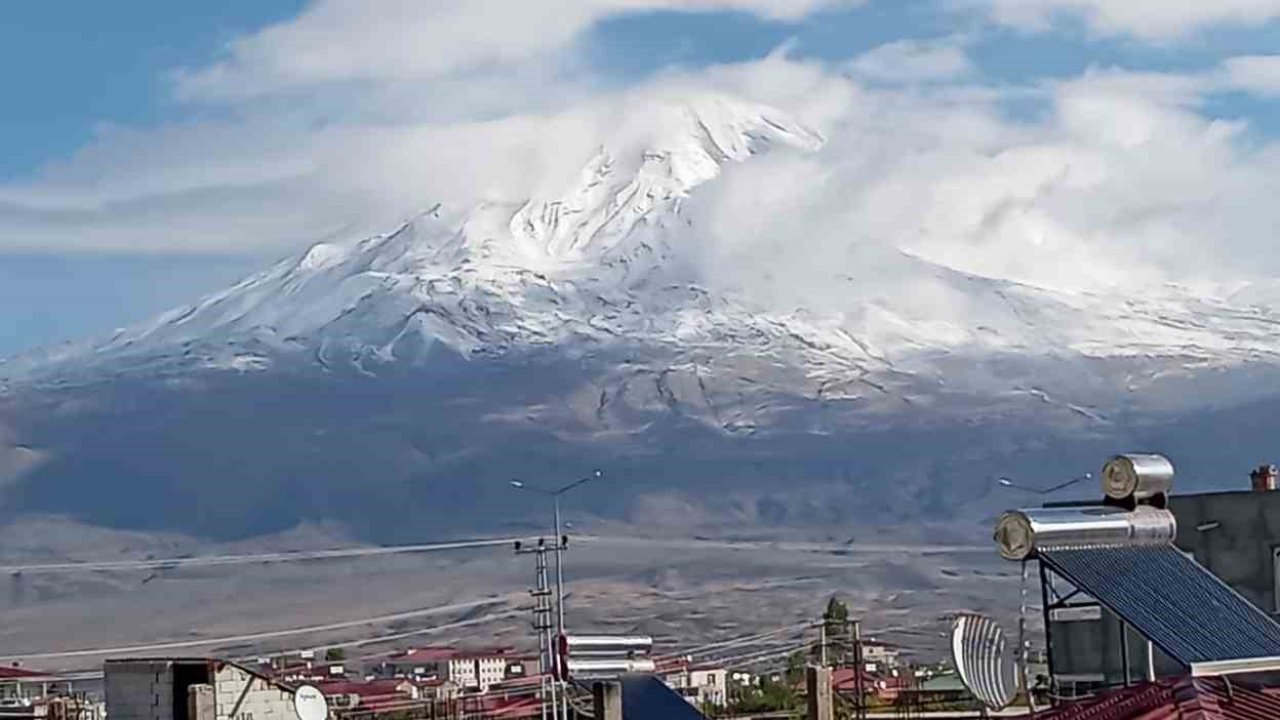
[105,658,298,720]
[659,661,728,707]
[860,641,902,671]
[447,651,507,693]
[370,648,530,693]
[0,666,69,707]
[315,679,419,714]
[370,648,453,681]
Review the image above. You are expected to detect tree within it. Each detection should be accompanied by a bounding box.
[324,648,346,662]
[824,596,849,624]
[819,596,854,666]
[786,650,808,684]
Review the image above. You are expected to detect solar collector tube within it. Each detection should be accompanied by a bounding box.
[994,506,1177,560]
[564,658,657,680]
[561,635,653,657]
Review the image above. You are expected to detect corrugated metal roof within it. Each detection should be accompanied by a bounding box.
[1039,546,1280,666]
[1033,677,1280,719]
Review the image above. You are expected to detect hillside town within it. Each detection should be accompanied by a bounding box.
[11,0,1280,718]
[3,455,1280,720]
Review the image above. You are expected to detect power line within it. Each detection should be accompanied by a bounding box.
[656,622,816,661]
[0,537,530,575]
[48,606,532,681]
[713,644,812,670]
[573,535,990,555]
[0,594,520,662]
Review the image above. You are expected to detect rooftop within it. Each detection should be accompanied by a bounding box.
[379,646,522,664]
[0,666,61,682]
[1033,677,1280,720]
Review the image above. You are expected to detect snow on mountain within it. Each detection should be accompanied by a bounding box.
[9,93,1280,429]
[11,93,1280,539]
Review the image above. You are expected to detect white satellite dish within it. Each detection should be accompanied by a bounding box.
[293,685,329,720]
[951,614,1019,710]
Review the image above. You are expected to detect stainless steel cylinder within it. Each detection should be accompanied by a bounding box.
[994,506,1177,560]
[564,658,657,680]
[561,635,653,657]
[1102,453,1174,503]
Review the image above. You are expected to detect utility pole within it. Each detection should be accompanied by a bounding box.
[806,666,832,720]
[551,526,568,720]
[511,469,603,720]
[819,620,828,667]
[516,540,559,720]
[852,620,865,720]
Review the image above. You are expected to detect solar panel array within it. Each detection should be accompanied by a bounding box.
[1039,545,1280,667]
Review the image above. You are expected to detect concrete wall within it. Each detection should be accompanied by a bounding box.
[106,662,176,720]
[1171,489,1280,614]
[212,664,294,720]
[106,661,297,720]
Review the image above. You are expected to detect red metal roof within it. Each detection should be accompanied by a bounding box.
[830,668,877,693]
[472,695,542,719]
[381,648,457,663]
[0,666,61,681]
[1034,677,1280,720]
[316,679,409,697]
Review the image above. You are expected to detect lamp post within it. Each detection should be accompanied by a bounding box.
[995,472,1092,496]
[511,469,604,716]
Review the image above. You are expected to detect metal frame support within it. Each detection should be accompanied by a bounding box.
[592,681,623,720]
[1038,560,1056,706]
[1121,622,1131,687]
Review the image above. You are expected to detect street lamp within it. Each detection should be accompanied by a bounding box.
[510,469,604,715]
[996,472,1092,495]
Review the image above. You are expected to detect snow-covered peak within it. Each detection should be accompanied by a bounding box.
[497,96,823,272]
[13,90,1280,432]
[13,96,825,374]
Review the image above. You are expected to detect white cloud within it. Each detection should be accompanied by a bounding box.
[5,0,1280,328]
[175,0,858,102]
[966,0,1280,41]
[1,0,863,255]
[678,61,1280,307]
[846,38,974,83]
[1220,55,1280,97]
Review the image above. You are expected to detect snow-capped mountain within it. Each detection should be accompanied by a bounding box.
[5,94,1280,541]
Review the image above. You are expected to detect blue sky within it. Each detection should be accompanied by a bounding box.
[3,0,1280,357]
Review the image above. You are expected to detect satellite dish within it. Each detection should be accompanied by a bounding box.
[293,684,329,720]
[951,614,1018,710]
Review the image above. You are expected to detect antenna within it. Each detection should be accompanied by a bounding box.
[950,613,1018,710]
[293,685,329,720]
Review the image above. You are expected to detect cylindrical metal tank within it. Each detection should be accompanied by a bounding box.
[993,506,1177,560]
[1101,453,1174,503]
[564,658,657,680]
[560,635,653,657]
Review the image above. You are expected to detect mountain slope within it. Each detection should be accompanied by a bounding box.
[5,94,1280,541]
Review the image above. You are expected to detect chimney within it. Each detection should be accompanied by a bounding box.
[1250,464,1279,492]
